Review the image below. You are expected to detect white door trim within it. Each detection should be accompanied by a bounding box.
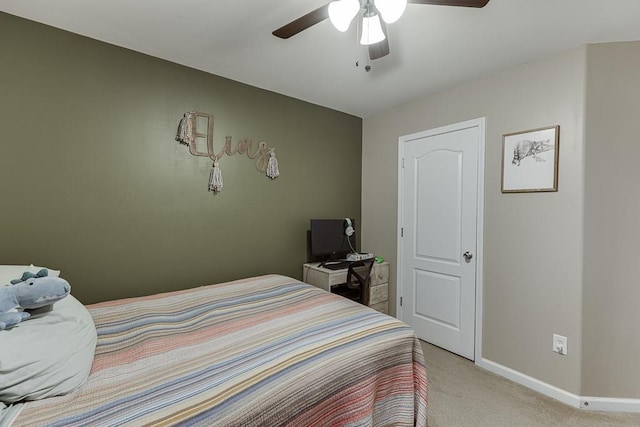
[397,117,485,363]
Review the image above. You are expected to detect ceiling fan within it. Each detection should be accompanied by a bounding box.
[273,0,490,61]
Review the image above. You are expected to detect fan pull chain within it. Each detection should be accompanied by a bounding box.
[355,14,360,68]
[354,15,371,72]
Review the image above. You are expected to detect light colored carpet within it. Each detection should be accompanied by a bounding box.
[421,340,640,426]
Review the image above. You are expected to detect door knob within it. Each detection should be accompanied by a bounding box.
[463,251,473,261]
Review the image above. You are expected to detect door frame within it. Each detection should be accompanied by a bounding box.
[396,117,485,363]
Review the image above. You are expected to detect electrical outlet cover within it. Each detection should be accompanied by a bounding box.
[553,334,568,356]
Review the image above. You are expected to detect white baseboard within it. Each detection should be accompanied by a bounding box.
[477,358,581,408]
[478,358,640,413]
[476,358,640,413]
[579,397,640,412]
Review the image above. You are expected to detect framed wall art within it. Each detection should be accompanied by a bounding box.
[501,125,559,193]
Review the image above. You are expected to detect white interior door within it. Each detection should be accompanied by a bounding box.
[398,118,483,360]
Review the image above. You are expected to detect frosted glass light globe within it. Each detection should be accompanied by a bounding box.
[360,13,386,45]
[374,0,407,24]
[328,0,360,32]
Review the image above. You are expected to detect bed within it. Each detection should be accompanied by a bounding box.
[1,274,427,426]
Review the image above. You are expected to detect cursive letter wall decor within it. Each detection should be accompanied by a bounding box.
[175,111,280,193]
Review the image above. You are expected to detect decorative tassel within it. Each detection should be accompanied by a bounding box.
[266,150,280,179]
[175,116,186,144]
[208,161,223,193]
[175,112,195,146]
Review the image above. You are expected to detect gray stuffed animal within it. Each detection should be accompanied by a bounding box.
[0,269,71,330]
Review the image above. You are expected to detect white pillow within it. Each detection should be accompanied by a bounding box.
[0,295,97,403]
[0,265,60,286]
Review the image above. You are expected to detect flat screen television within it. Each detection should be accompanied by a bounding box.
[309,218,355,262]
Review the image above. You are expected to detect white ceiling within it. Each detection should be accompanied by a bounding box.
[3,0,640,118]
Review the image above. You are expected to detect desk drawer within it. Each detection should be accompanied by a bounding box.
[370,301,389,315]
[371,263,389,286]
[369,283,388,305]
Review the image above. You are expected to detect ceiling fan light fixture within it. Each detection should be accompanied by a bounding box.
[328,0,360,32]
[374,0,407,24]
[360,12,386,46]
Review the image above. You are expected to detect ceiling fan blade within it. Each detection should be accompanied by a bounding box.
[369,39,390,60]
[407,0,490,7]
[272,4,330,39]
[369,21,390,60]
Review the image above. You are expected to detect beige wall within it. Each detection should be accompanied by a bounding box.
[0,13,362,304]
[582,41,640,398]
[362,48,586,394]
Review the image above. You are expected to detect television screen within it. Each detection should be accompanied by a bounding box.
[310,218,355,260]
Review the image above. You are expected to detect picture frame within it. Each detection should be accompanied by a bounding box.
[501,125,560,193]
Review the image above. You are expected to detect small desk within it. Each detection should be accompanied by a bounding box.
[303,261,389,314]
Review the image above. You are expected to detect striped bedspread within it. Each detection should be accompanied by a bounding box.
[10,275,428,426]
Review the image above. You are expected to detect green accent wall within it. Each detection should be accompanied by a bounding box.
[0,13,362,304]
